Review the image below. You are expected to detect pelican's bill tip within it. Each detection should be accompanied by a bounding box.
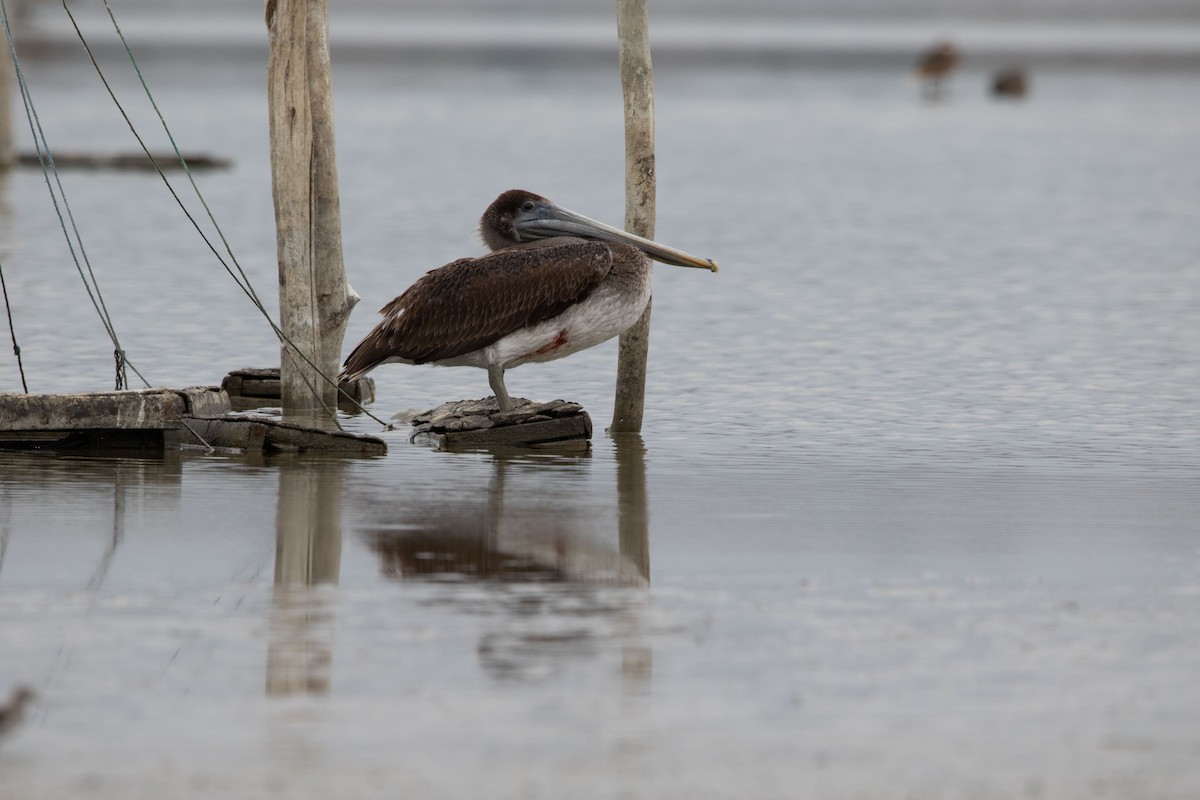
[707,259,720,273]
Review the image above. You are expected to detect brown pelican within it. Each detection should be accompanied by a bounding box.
[916,40,960,101]
[338,189,717,410]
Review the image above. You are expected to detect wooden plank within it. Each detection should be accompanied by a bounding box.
[224,368,279,380]
[256,416,386,455]
[222,368,372,412]
[406,398,592,451]
[240,378,283,397]
[436,413,592,450]
[180,414,386,456]
[179,417,269,452]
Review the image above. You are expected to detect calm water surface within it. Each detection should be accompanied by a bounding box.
[1,4,1199,799]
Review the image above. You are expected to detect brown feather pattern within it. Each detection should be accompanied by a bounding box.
[339,239,613,380]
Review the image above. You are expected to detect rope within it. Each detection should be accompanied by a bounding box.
[0,258,28,392]
[99,0,267,312]
[0,0,142,391]
[70,0,267,312]
[2,0,386,430]
[74,0,391,429]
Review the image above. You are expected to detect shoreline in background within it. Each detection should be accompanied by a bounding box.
[12,11,1200,71]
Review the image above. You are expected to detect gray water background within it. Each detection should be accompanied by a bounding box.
[1,1,1199,798]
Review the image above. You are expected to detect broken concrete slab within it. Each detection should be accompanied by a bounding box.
[0,386,385,456]
[179,414,386,456]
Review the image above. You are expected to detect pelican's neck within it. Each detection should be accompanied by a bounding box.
[479,225,520,252]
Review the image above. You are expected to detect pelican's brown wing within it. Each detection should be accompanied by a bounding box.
[339,240,613,380]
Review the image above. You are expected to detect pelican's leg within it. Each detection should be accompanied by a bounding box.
[488,365,513,411]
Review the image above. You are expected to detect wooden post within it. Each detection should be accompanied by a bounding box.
[266,0,358,416]
[610,0,656,434]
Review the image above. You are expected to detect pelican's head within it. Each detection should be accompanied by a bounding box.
[479,189,718,272]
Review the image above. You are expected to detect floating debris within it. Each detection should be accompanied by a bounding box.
[404,397,591,451]
[992,67,1030,99]
[0,686,35,743]
[16,151,230,170]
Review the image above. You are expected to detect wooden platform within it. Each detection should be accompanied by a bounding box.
[0,387,214,452]
[0,387,385,456]
[179,413,386,456]
[405,398,592,452]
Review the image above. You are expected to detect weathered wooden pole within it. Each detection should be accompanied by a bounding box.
[266,0,357,416]
[611,0,656,434]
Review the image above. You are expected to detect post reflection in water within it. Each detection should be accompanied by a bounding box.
[266,456,345,696]
[365,437,651,688]
[86,458,135,592]
[614,434,649,583]
[613,434,652,689]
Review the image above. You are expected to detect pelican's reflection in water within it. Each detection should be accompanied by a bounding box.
[366,436,651,687]
[266,456,345,696]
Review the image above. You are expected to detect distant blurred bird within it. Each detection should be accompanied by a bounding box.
[0,686,35,741]
[915,40,960,101]
[992,67,1029,99]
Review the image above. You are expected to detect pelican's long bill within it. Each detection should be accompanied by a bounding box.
[513,199,719,273]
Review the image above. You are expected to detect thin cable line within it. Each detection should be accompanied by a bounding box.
[100,0,267,310]
[1,0,141,390]
[3,0,382,428]
[66,0,388,428]
[0,258,29,392]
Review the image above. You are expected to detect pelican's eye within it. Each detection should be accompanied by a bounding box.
[521,201,535,212]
